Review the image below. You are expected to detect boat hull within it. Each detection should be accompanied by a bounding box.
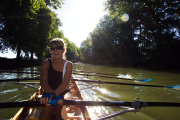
[12,80,91,120]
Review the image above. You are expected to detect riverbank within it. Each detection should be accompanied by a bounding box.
[0,57,179,73]
[0,57,40,70]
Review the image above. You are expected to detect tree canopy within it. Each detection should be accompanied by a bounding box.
[1,0,179,70]
[80,0,180,69]
[1,0,80,61]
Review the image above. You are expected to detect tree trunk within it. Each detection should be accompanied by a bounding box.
[16,45,21,59]
[30,51,33,61]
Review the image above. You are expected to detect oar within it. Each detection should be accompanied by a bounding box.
[0,77,179,90]
[0,99,180,109]
[73,69,120,76]
[0,77,39,82]
[73,73,152,82]
[0,70,123,76]
[0,70,40,74]
[71,78,180,90]
[17,82,39,90]
[0,70,151,82]
[74,69,150,81]
[0,100,45,108]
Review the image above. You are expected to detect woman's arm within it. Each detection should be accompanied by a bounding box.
[54,61,73,95]
[40,60,54,93]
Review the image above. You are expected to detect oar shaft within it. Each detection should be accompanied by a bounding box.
[73,73,137,81]
[71,79,165,88]
[0,100,130,109]
[0,71,40,74]
[0,77,177,90]
[73,70,117,76]
[1,100,180,109]
[146,102,180,107]
[18,83,39,90]
[63,100,131,106]
[0,101,44,108]
[1,70,117,77]
[0,70,150,82]
[0,78,40,82]
[73,73,151,82]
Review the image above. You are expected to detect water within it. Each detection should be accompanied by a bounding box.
[0,63,180,120]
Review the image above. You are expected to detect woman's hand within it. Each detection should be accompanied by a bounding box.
[39,92,56,104]
[39,97,51,104]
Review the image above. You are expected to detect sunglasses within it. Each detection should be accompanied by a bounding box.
[50,46,64,51]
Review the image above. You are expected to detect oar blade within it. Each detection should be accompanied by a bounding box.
[165,85,180,90]
[138,78,152,82]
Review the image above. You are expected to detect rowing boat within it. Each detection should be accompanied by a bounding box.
[11,80,92,120]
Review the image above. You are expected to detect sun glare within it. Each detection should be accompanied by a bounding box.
[57,0,107,47]
[121,13,129,22]
[100,88,108,94]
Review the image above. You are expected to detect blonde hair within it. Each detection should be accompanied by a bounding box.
[49,38,67,59]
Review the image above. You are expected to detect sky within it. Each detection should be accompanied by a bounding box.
[0,0,107,58]
[56,0,107,47]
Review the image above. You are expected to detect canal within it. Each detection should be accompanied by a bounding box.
[0,62,180,120]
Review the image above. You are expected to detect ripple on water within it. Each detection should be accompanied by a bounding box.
[0,88,18,95]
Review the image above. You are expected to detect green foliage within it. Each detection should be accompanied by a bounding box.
[89,15,140,65]
[1,0,81,62]
[1,0,41,59]
[81,0,180,69]
[80,38,93,63]
[66,42,81,61]
[1,0,59,59]
[44,0,64,9]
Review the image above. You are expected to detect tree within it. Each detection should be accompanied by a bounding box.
[80,0,179,69]
[80,38,93,63]
[44,0,64,9]
[0,0,64,60]
[103,0,180,68]
[1,0,43,59]
[66,41,80,61]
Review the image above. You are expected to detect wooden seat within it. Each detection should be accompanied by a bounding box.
[26,108,41,120]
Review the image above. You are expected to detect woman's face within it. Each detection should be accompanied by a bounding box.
[50,45,64,59]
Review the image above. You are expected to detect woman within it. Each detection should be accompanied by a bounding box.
[39,38,73,120]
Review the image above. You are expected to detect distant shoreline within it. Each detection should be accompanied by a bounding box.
[0,57,40,70]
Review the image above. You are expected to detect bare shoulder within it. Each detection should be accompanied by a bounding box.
[41,59,49,69]
[66,61,73,69]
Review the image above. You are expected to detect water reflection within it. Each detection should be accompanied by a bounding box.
[73,63,180,120]
[0,88,18,96]
[99,88,107,94]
